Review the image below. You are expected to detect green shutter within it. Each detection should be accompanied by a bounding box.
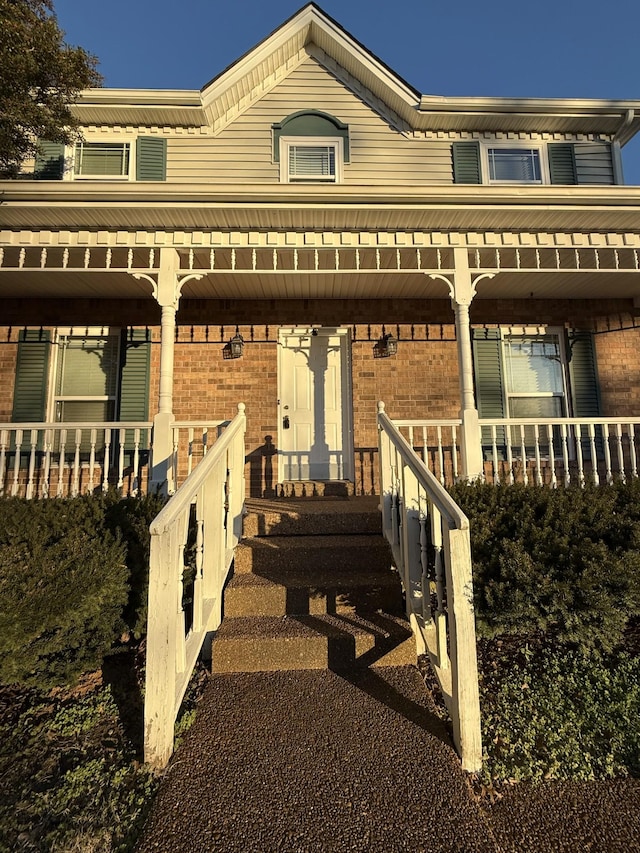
[136,137,167,181]
[452,141,481,184]
[548,143,577,185]
[118,329,151,449]
[12,330,51,422]
[568,332,601,417]
[472,328,505,451]
[568,331,602,463]
[34,141,65,180]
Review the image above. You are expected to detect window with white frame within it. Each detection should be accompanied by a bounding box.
[73,142,131,179]
[280,137,341,183]
[53,332,120,424]
[482,144,548,184]
[502,332,567,420]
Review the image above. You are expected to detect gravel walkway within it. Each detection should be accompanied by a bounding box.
[137,666,640,853]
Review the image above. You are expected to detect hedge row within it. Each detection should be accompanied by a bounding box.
[450,480,640,652]
[0,492,165,689]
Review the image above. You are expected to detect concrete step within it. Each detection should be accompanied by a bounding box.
[276,480,355,497]
[211,612,415,673]
[224,567,403,618]
[233,533,392,575]
[243,496,381,538]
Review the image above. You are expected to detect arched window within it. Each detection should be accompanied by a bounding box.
[273,110,349,183]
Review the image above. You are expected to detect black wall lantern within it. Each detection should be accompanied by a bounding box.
[223,327,245,359]
[373,331,398,359]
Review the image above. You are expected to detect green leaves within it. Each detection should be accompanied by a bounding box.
[451,482,640,651]
[0,495,129,688]
[480,643,640,782]
[0,0,101,176]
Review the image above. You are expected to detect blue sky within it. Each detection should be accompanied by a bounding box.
[54,0,640,183]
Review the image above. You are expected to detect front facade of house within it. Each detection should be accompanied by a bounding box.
[3,3,640,497]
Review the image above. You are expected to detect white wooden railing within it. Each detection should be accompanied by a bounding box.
[479,417,640,487]
[393,419,462,486]
[0,422,152,498]
[377,402,482,772]
[144,404,246,768]
[394,416,640,488]
[0,420,229,498]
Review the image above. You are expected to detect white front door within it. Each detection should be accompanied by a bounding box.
[278,328,353,481]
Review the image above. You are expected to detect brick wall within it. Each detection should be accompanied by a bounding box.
[0,327,21,420]
[2,295,640,495]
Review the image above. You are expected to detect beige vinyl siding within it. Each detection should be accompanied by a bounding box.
[166,56,452,185]
[574,142,615,185]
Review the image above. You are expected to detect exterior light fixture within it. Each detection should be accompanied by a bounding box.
[223,327,244,359]
[373,332,398,359]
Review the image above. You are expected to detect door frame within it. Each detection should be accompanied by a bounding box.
[277,326,354,483]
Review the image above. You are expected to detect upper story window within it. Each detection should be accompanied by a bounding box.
[453,140,615,186]
[486,147,543,183]
[74,142,131,179]
[273,110,349,184]
[33,137,166,181]
[281,137,340,182]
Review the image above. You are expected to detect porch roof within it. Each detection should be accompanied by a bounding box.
[2,183,640,234]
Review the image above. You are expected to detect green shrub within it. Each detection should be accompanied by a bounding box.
[0,496,129,688]
[450,482,640,651]
[480,641,640,782]
[103,492,167,638]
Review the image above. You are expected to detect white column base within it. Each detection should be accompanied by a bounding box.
[150,410,175,495]
[459,408,484,482]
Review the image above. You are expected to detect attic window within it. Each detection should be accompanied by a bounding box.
[281,138,340,182]
[273,110,349,183]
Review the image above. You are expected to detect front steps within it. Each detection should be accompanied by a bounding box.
[212,497,415,674]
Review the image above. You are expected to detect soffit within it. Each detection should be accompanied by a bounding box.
[2,184,640,234]
[71,90,207,128]
[1,268,638,302]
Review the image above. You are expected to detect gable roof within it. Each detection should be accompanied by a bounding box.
[199,3,420,132]
[69,3,640,143]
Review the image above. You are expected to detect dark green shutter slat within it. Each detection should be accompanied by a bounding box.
[574,142,614,185]
[569,331,602,463]
[12,330,51,422]
[118,329,151,449]
[452,141,481,184]
[472,328,505,451]
[548,143,577,184]
[136,137,167,181]
[569,332,601,417]
[34,141,64,180]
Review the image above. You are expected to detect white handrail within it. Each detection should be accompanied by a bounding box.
[377,402,482,772]
[144,404,246,768]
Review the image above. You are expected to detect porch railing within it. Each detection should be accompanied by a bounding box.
[394,416,640,488]
[480,417,640,487]
[144,404,246,768]
[0,419,229,498]
[377,402,482,773]
[0,422,152,498]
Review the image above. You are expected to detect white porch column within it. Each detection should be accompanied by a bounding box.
[451,247,484,481]
[151,248,181,494]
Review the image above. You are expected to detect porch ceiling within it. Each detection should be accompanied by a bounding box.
[0,268,638,302]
